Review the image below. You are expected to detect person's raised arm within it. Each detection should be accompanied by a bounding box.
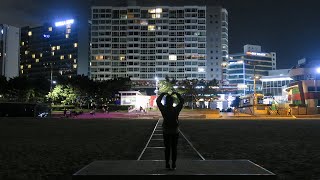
[173,92,184,112]
[156,93,166,109]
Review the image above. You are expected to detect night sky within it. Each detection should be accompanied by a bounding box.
[1,0,320,69]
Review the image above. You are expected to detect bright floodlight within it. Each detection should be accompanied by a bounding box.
[317,67,320,73]
[52,80,57,84]
[55,19,74,27]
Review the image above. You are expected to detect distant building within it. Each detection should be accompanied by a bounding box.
[20,19,89,80]
[260,69,293,103]
[227,44,277,96]
[0,24,20,80]
[90,5,228,83]
[286,58,320,109]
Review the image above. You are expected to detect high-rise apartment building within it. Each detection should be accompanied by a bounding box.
[0,24,20,80]
[90,6,228,82]
[20,19,88,79]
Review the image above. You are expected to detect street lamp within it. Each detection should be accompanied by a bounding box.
[253,75,260,115]
[155,77,159,96]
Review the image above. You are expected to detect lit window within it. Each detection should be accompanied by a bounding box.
[66,24,71,29]
[57,46,60,50]
[20,65,23,69]
[35,59,39,63]
[66,29,71,34]
[65,34,69,38]
[148,25,156,31]
[21,70,24,74]
[120,56,126,61]
[25,51,28,55]
[51,52,55,56]
[51,46,56,51]
[32,54,35,58]
[28,31,32,36]
[74,43,78,48]
[73,64,77,69]
[40,53,43,57]
[95,55,103,60]
[74,59,77,63]
[28,64,31,68]
[169,55,177,61]
[59,70,63,75]
[21,42,24,46]
[48,27,52,31]
[60,55,64,60]
[69,54,72,59]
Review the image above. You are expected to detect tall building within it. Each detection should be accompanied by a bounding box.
[90,5,228,83]
[0,24,20,80]
[227,45,276,96]
[20,19,88,79]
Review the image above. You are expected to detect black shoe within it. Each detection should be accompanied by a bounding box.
[171,163,176,170]
[166,163,170,169]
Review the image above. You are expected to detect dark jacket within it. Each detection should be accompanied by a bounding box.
[156,93,184,134]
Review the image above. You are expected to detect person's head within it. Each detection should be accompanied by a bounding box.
[165,95,174,107]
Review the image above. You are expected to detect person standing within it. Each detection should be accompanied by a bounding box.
[156,92,184,170]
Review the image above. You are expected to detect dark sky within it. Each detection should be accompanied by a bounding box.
[1,0,320,69]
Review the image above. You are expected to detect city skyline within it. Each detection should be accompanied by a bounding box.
[0,0,320,70]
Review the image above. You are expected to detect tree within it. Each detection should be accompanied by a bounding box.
[47,85,78,105]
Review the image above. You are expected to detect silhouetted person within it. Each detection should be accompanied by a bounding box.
[156,92,184,170]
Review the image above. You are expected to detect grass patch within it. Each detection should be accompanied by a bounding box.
[0,118,156,180]
[180,120,320,180]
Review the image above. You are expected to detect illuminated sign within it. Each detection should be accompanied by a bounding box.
[246,52,268,57]
[55,19,74,27]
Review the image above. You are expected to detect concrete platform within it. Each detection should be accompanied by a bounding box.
[73,160,276,180]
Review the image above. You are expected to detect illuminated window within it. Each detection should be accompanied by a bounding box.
[35,59,39,63]
[28,64,32,68]
[65,34,69,38]
[60,55,64,60]
[69,54,72,59]
[51,52,55,56]
[74,43,78,48]
[40,53,43,57]
[48,27,52,31]
[28,31,32,36]
[59,70,63,75]
[66,29,71,34]
[120,56,126,61]
[20,65,23,69]
[73,64,77,69]
[151,14,161,19]
[169,55,177,61]
[74,59,77,63]
[25,51,28,55]
[140,20,148,25]
[51,46,56,51]
[95,55,103,60]
[21,70,24,74]
[148,25,156,31]
[57,46,60,50]
[66,24,71,29]
[21,42,24,46]
[32,54,35,58]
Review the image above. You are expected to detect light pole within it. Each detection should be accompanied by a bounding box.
[155,77,159,96]
[316,67,320,107]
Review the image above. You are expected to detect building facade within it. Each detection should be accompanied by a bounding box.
[0,24,20,80]
[20,19,83,79]
[286,58,320,108]
[260,69,292,103]
[227,45,276,96]
[90,6,228,82]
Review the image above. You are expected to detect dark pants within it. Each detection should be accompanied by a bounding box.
[163,133,179,164]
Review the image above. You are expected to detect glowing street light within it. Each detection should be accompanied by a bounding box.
[155,77,159,96]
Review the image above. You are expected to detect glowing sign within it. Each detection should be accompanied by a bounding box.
[55,19,74,27]
[246,52,268,57]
